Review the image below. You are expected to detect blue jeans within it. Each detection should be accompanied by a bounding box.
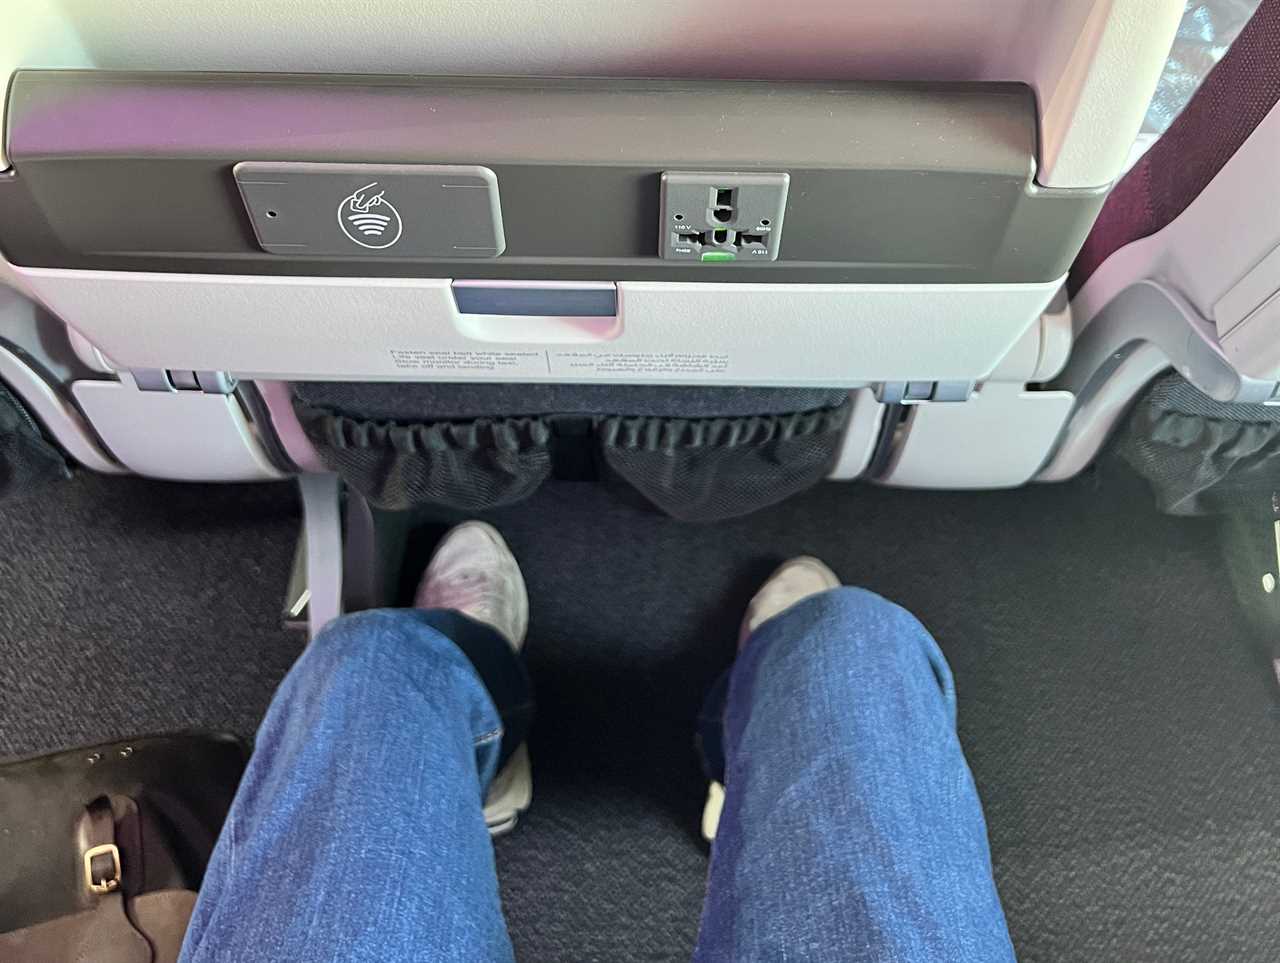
[179,589,1014,962]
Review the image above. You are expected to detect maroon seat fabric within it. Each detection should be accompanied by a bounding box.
[1070,0,1280,293]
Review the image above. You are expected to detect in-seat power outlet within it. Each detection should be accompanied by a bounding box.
[660,171,789,262]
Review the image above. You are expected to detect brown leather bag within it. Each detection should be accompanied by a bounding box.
[0,733,247,963]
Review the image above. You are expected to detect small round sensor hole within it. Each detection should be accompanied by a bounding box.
[266,210,279,218]
[674,213,685,221]
[760,218,771,226]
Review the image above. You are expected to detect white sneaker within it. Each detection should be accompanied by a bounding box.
[739,556,841,647]
[415,521,529,651]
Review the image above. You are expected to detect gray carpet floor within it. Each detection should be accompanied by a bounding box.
[2,467,1278,962]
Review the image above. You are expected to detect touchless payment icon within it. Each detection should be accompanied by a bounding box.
[337,182,403,250]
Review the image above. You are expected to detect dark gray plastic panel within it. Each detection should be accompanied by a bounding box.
[235,162,505,258]
[0,71,1107,284]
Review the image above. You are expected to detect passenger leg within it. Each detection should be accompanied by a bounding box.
[181,523,532,963]
[694,561,1014,963]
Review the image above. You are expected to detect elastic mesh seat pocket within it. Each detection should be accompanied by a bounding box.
[598,400,851,522]
[296,405,553,512]
[1115,373,1280,515]
[0,382,69,502]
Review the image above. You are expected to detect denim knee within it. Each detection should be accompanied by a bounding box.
[742,586,955,712]
[308,607,407,659]
[292,609,466,697]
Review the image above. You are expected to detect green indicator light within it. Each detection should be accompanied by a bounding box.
[700,251,736,262]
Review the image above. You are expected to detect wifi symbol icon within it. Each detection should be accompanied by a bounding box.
[337,182,404,250]
[348,212,391,237]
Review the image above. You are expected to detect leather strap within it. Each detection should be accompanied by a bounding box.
[65,797,156,963]
[0,732,246,935]
[1,792,203,960]
[82,797,122,895]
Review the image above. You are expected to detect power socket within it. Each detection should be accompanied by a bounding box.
[659,171,789,262]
